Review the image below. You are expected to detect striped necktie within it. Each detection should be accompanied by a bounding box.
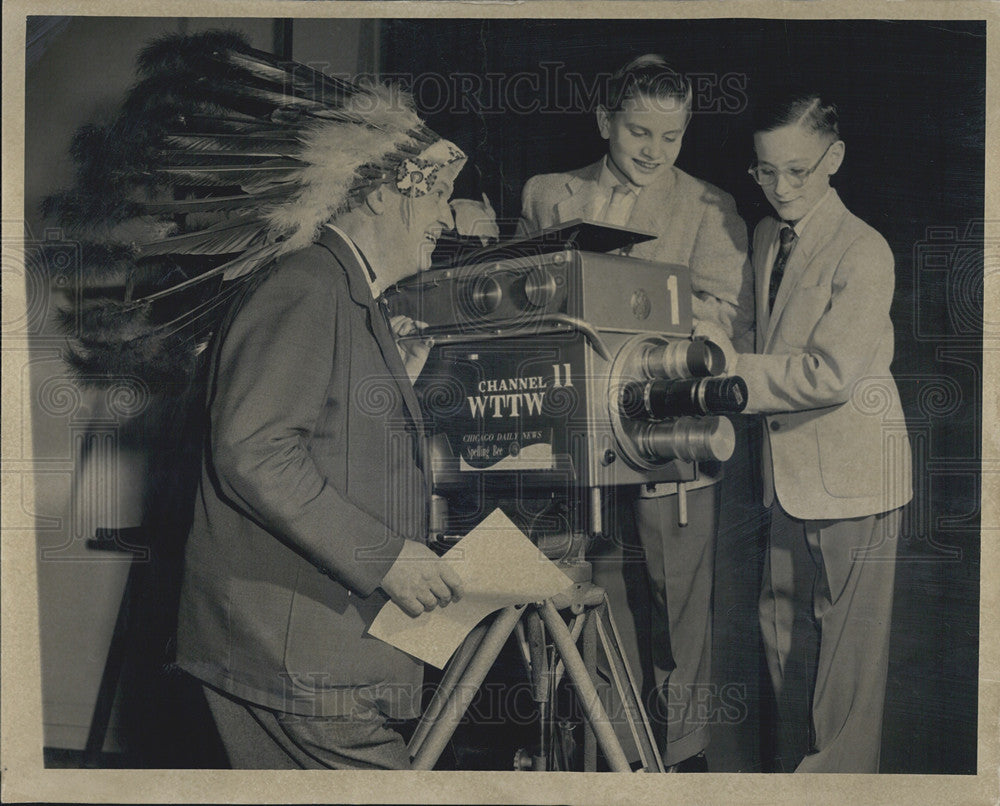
[768,225,797,314]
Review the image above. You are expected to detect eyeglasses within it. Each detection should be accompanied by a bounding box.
[747,140,838,189]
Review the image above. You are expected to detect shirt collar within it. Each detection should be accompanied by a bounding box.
[600,155,641,196]
[324,222,382,299]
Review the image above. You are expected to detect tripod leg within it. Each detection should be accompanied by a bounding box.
[595,600,665,772]
[408,618,491,759]
[539,600,632,772]
[410,605,524,771]
[552,613,586,692]
[525,609,550,771]
[582,611,598,772]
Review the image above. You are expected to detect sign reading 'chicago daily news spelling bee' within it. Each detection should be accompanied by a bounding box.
[447,349,585,471]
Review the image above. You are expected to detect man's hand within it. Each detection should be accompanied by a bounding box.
[390,315,433,382]
[692,320,738,374]
[380,540,464,617]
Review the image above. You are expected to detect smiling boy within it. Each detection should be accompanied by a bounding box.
[519,54,754,771]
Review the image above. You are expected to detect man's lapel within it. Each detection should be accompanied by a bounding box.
[316,228,424,437]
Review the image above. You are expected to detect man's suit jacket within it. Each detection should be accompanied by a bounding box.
[734,190,913,520]
[519,160,754,349]
[176,228,427,719]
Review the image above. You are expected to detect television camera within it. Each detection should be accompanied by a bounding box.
[383,221,748,772]
[385,220,747,546]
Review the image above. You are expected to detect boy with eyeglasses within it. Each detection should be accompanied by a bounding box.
[698,91,913,772]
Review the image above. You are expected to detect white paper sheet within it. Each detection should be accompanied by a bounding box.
[368,508,575,668]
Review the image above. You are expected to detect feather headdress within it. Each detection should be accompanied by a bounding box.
[42,30,466,386]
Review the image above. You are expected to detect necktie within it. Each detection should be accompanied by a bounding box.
[602,184,633,227]
[768,225,797,314]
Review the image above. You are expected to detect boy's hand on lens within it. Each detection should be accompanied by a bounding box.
[692,320,737,374]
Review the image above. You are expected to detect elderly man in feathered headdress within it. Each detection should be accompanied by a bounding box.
[44,31,497,769]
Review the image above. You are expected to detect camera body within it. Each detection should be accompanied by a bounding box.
[384,224,746,539]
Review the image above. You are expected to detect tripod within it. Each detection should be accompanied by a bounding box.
[407,559,664,772]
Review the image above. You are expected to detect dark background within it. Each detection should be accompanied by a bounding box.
[383,18,984,774]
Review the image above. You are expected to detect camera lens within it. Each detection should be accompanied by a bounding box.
[700,376,748,414]
[462,275,502,316]
[522,267,557,308]
[641,339,727,379]
[620,376,748,420]
[634,416,736,462]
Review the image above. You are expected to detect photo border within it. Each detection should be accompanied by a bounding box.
[3,1,997,803]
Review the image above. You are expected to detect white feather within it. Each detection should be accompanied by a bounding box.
[262,84,428,254]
